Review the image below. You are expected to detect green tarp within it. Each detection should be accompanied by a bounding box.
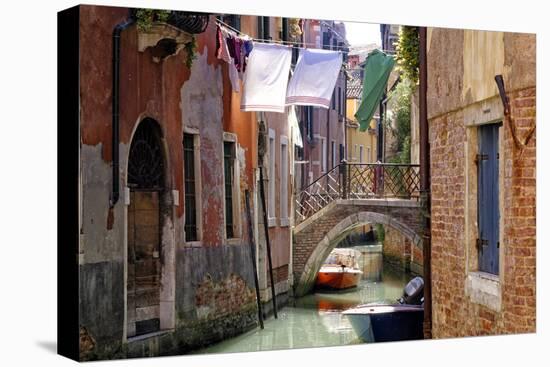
[355,49,395,132]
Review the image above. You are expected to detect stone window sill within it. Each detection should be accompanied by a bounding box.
[182,240,202,248]
[280,217,290,227]
[268,217,277,227]
[226,238,242,245]
[465,271,502,312]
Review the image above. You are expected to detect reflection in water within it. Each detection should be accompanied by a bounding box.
[195,263,413,354]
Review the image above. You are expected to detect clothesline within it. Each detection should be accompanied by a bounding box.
[215,18,396,55]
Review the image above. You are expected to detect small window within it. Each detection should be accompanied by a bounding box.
[263,16,271,39]
[295,144,304,161]
[268,130,276,221]
[321,138,327,173]
[223,141,236,238]
[367,147,372,163]
[322,32,330,49]
[282,18,289,41]
[339,144,345,162]
[183,133,199,242]
[331,141,336,169]
[280,137,289,223]
[338,87,342,116]
[257,16,264,39]
[359,145,364,164]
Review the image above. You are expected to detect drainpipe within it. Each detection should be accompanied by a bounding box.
[418,26,432,339]
[110,15,136,208]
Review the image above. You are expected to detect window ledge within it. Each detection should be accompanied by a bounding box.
[280,217,290,227]
[226,238,242,245]
[181,240,202,249]
[465,271,501,312]
[268,217,277,227]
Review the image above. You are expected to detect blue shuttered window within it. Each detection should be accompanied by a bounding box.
[477,123,501,275]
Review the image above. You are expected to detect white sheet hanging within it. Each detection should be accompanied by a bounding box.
[285,49,343,109]
[240,43,292,113]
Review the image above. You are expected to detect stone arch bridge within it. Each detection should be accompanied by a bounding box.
[292,162,425,296]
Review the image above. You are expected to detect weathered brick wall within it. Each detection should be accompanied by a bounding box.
[383,226,411,270]
[501,88,536,333]
[382,226,423,274]
[273,265,288,284]
[411,240,424,275]
[430,88,536,337]
[194,273,256,320]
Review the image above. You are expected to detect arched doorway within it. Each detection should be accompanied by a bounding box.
[127,118,165,337]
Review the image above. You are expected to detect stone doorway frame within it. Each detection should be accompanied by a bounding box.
[123,116,176,341]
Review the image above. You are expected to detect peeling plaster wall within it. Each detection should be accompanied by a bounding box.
[180,48,226,246]
[427,28,536,119]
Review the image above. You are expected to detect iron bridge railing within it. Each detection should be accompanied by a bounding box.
[294,162,420,224]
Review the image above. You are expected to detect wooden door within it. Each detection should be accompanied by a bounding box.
[126,118,165,337]
[127,190,161,336]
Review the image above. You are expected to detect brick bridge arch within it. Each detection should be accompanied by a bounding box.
[292,199,423,296]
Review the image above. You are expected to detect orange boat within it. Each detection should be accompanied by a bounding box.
[315,249,363,290]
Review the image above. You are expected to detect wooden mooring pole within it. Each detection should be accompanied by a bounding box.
[244,190,264,329]
[259,167,278,318]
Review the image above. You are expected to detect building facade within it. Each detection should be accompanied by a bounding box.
[427,28,536,337]
[78,6,296,359]
[345,69,377,164]
[295,19,348,190]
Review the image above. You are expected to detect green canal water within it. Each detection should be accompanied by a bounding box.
[194,261,413,354]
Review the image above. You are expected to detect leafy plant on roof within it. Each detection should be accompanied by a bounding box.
[135,9,171,32]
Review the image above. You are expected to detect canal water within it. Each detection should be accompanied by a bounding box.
[195,246,413,354]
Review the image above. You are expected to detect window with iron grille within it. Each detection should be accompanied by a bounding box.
[338,86,342,116]
[183,133,198,241]
[224,141,236,238]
